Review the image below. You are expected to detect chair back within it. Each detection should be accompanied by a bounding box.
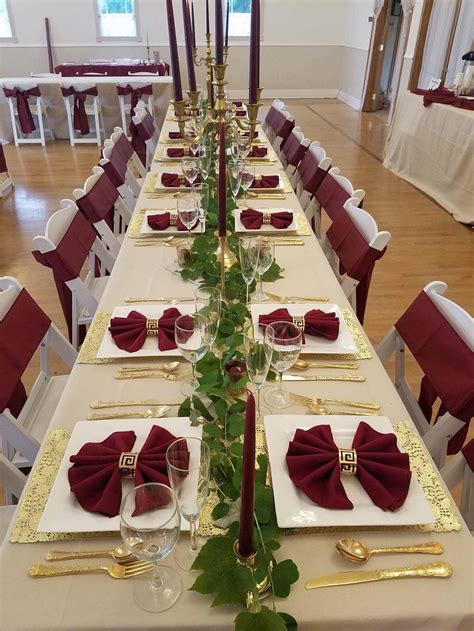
[117,81,153,113]
[296,143,331,201]
[73,165,119,226]
[264,99,286,128]
[131,107,156,168]
[271,108,295,152]
[315,167,365,222]
[3,83,41,134]
[282,126,310,171]
[61,83,98,135]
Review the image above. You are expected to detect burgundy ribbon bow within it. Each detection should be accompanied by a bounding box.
[250,175,280,189]
[61,86,98,135]
[240,209,293,230]
[147,212,196,232]
[3,86,41,134]
[286,422,412,511]
[248,146,268,158]
[68,427,189,517]
[161,172,201,187]
[117,83,153,112]
[166,147,198,158]
[258,307,340,341]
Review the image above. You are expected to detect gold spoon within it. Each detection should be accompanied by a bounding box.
[45,544,134,563]
[293,359,358,370]
[87,406,170,421]
[336,539,444,563]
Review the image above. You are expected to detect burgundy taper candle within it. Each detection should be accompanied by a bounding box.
[248,0,257,103]
[238,392,256,558]
[255,0,260,92]
[225,0,230,47]
[182,0,197,90]
[218,123,227,237]
[191,1,196,48]
[215,0,224,64]
[206,0,210,34]
[166,0,183,102]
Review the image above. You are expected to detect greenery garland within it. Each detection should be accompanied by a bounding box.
[176,169,300,629]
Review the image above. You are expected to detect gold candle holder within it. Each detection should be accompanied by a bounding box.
[214,230,237,298]
[186,90,201,116]
[212,63,229,123]
[233,540,273,612]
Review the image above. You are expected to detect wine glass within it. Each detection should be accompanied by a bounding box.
[194,286,221,348]
[238,237,259,306]
[192,182,209,224]
[175,312,210,397]
[177,195,199,240]
[182,157,199,186]
[228,158,243,206]
[237,135,251,159]
[166,437,210,571]
[243,322,273,424]
[264,321,303,409]
[198,147,212,182]
[253,238,275,302]
[120,483,181,613]
[240,163,255,206]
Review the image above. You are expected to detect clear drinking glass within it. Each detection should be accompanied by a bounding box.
[194,286,222,348]
[243,322,273,424]
[237,135,251,159]
[177,195,199,239]
[253,237,275,302]
[240,163,255,206]
[238,237,259,306]
[175,312,210,397]
[264,321,303,409]
[166,437,210,571]
[120,483,181,613]
[198,148,212,182]
[228,158,243,206]
[192,182,209,224]
[182,157,199,185]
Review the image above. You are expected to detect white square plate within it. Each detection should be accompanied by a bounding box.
[140,211,204,236]
[96,303,195,359]
[250,303,357,355]
[249,175,284,192]
[38,418,202,533]
[264,415,434,528]
[162,148,197,160]
[233,208,297,233]
[154,174,201,192]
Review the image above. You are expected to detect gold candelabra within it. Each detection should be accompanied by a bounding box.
[233,540,272,612]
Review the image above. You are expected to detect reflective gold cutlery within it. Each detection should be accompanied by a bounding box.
[265,292,329,303]
[283,374,365,382]
[124,297,193,304]
[90,399,182,409]
[134,240,185,248]
[114,369,191,381]
[29,560,153,580]
[247,193,286,200]
[289,393,380,410]
[118,361,182,372]
[87,406,170,420]
[45,545,134,563]
[293,359,358,370]
[336,539,444,563]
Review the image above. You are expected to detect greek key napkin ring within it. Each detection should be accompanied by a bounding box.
[146,318,160,336]
[262,211,272,225]
[338,448,357,475]
[169,212,178,226]
[119,452,138,478]
[292,315,305,331]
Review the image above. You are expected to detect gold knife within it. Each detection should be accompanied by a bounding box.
[305,562,452,589]
[283,374,365,382]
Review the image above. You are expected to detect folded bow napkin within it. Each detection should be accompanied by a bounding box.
[248,147,268,158]
[242,132,259,140]
[250,175,280,189]
[233,100,243,107]
[147,212,196,232]
[286,422,411,511]
[168,131,183,139]
[236,110,247,117]
[161,172,202,187]
[240,208,293,230]
[68,427,189,517]
[108,308,192,352]
[166,147,197,158]
[258,308,339,341]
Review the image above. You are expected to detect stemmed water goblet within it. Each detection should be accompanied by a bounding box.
[228,158,243,206]
[191,182,209,225]
[198,147,212,182]
[182,157,199,186]
[253,237,275,302]
[243,322,274,424]
[194,286,221,350]
[264,321,303,409]
[120,483,181,613]
[240,163,255,207]
[175,312,210,398]
[177,195,199,240]
[238,237,259,306]
[237,134,251,159]
[166,437,210,571]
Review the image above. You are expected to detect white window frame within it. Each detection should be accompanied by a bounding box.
[227,1,264,42]
[94,0,142,42]
[0,0,18,43]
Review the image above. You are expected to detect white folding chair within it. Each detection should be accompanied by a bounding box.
[0,454,27,541]
[280,126,310,178]
[131,107,159,169]
[262,98,286,136]
[100,143,140,209]
[117,81,154,137]
[271,109,295,158]
[61,82,105,146]
[2,82,54,146]
[440,441,474,532]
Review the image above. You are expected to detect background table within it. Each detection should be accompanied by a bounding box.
[55,62,169,77]
[383,91,474,225]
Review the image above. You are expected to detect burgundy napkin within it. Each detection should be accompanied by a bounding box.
[243,132,259,140]
[412,87,474,111]
[248,147,268,158]
[168,131,183,139]
[68,427,188,517]
[250,175,280,189]
[166,147,197,158]
[240,208,293,230]
[161,172,202,187]
[258,307,339,341]
[147,212,196,232]
[108,308,191,352]
[233,100,243,107]
[286,422,411,511]
[236,110,247,117]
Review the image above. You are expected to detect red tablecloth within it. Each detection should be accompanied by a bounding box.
[55,62,169,77]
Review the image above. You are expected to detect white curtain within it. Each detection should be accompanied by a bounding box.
[419,0,458,89]
[446,0,474,85]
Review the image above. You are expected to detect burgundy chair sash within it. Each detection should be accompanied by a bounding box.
[315,175,354,222]
[283,133,308,167]
[0,144,7,173]
[117,83,153,113]
[326,211,386,324]
[61,86,98,135]
[273,110,295,149]
[297,150,330,196]
[0,288,51,416]
[130,121,147,166]
[76,172,118,226]
[101,157,127,189]
[32,212,96,342]
[395,291,474,453]
[113,133,134,164]
[3,86,41,134]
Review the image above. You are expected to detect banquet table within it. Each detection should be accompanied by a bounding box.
[55,62,169,77]
[0,107,473,631]
[383,90,474,225]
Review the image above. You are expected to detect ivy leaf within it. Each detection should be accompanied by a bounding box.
[254,484,273,524]
[192,396,214,422]
[229,400,247,414]
[278,613,298,631]
[234,606,287,631]
[255,453,269,484]
[228,415,245,438]
[263,261,284,282]
[272,559,300,598]
[211,501,230,520]
[203,423,223,439]
[213,497,241,528]
[213,397,228,421]
[178,397,191,417]
[229,442,244,457]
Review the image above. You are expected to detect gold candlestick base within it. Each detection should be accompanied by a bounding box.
[233,540,273,612]
[214,230,237,270]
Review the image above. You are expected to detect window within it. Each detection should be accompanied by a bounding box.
[95,0,140,40]
[0,0,15,41]
[228,0,251,38]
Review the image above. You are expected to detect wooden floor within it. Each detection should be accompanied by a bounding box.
[0,99,472,501]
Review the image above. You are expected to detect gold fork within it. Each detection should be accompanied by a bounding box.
[290,392,380,410]
[114,369,191,380]
[265,292,329,303]
[29,560,152,579]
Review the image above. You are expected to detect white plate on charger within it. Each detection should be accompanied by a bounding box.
[140,211,205,236]
[233,208,297,233]
[249,175,285,193]
[38,418,202,533]
[264,415,434,528]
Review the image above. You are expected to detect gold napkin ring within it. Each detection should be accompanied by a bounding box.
[262,211,272,225]
[119,452,138,478]
[169,212,178,226]
[338,448,357,475]
[292,315,305,331]
[254,174,262,182]
[146,318,160,336]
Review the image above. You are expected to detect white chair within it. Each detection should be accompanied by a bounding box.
[377,282,473,468]
[271,109,295,158]
[131,107,159,169]
[61,82,105,146]
[262,98,286,136]
[100,127,147,202]
[0,277,77,477]
[2,82,54,146]
[0,454,27,541]
[291,142,326,211]
[32,201,115,348]
[440,441,474,532]
[280,126,310,178]
[117,81,154,137]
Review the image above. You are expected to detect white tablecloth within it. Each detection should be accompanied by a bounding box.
[383,91,474,225]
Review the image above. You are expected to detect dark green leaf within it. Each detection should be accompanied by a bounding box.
[278,613,298,631]
[272,559,300,598]
[203,423,223,439]
[178,397,191,416]
[234,606,287,631]
[229,442,244,457]
[211,502,230,519]
[192,396,214,422]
